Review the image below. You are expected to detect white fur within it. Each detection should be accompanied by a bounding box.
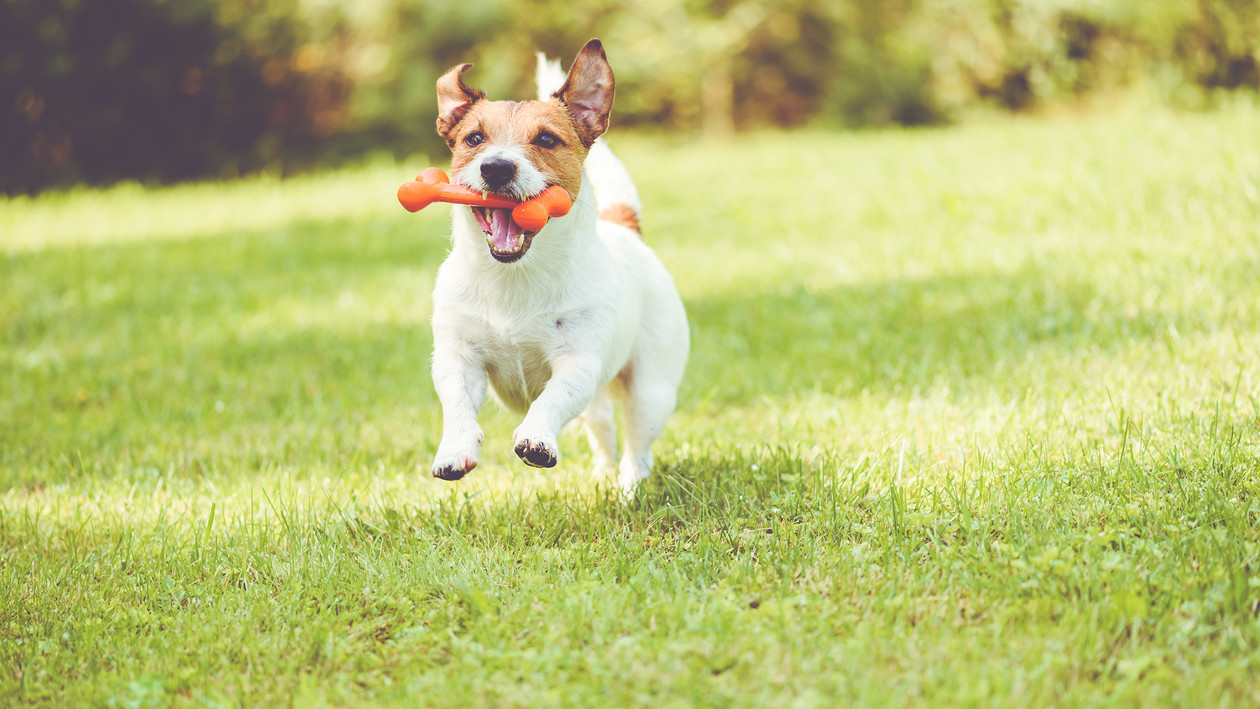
[429,60,688,496]
[535,53,566,98]
[585,140,641,217]
[454,145,547,200]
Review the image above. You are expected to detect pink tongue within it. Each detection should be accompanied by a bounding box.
[489,208,523,251]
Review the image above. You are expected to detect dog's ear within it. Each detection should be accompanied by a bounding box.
[553,39,615,146]
[436,63,486,143]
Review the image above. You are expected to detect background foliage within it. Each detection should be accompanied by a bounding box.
[4,0,1259,192]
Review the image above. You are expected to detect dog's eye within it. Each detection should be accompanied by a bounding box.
[532,131,560,149]
[464,132,485,147]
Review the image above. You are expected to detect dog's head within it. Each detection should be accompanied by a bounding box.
[435,39,614,263]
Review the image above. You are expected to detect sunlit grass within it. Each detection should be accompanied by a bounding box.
[2,103,1259,706]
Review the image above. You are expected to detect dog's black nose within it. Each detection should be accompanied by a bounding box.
[480,158,517,190]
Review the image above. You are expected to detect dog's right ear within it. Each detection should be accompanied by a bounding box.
[553,39,615,146]
[436,64,486,144]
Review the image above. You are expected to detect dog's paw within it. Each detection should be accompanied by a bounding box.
[617,456,650,499]
[432,456,477,481]
[432,427,483,481]
[513,436,558,468]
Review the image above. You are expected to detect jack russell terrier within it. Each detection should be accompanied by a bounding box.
[427,39,689,495]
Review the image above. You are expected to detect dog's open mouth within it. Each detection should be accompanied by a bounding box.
[471,207,537,263]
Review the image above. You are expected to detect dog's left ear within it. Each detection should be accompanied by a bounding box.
[553,39,615,146]
[436,63,486,144]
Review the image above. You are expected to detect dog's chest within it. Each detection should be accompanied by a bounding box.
[479,328,555,414]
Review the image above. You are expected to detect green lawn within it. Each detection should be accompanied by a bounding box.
[3,104,1260,707]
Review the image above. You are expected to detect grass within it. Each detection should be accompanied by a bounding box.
[3,102,1260,706]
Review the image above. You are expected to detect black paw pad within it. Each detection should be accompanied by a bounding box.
[433,463,472,481]
[514,440,557,468]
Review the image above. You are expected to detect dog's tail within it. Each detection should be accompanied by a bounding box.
[536,52,642,235]
[535,53,566,101]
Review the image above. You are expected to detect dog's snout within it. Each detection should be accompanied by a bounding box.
[480,158,517,190]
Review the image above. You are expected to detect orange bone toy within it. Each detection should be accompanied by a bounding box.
[397,167,572,233]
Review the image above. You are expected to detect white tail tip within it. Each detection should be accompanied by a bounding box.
[535,53,567,100]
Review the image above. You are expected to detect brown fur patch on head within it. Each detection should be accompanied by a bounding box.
[446,99,589,199]
[598,203,641,235]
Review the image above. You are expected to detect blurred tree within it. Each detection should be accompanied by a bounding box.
[0,0,349,192]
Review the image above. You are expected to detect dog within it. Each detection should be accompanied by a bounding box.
[427,39,689,495]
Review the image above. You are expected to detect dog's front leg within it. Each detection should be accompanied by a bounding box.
[431,340,487,480]
[513,354,603,468]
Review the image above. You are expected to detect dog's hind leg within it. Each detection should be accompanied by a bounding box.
[616,367,679,496]
[578,389,618,480]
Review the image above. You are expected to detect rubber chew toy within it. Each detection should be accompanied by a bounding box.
[398,167,572,232]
